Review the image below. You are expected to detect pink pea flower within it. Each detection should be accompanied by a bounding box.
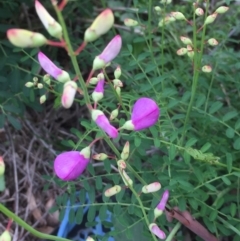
[7,29,47,48]
[154,190,169,219]
[92,35,122,70]
[121,97,160,131]
[149,223,166,240]
[92,110,118,138]
[61,81,78,109]
[38,52,70,83]
[54,146,90,181]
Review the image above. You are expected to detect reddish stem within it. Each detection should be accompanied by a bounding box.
[77,87,84,95]
[197,25,204,33]
[58,0,68,11]
[6,219,12,231]
[89,137,103,147]
[46,40,66,48]
[94,102,97,109]
[86,69,95,86]
[74,42,87,55]
[73,76,78,82]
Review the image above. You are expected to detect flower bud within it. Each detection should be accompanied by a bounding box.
[7,29,47,48]
[119,168,133,187]
[92,153,108,161]
[116,86,121,97]
[110,108,119,120]
[84,9,114,43]
[113,79,123,88]
[204,13,218,25]
[154,6,162,14]
[124,18,138,27]
[160,0,172,4]
[187,45,194,60]
[38,52,70,83]
[202,65,212,73]
[40,95,47,104]
[0,157,5,176]
[208,38,218,46]
[93,35,122,71]
[104,185,122,197]
[92,109,118,138]
[0,230,11,241]
[25,82,35,88]
[154,190,169,219]
[149,223,166,240]
[89,77,98,85]
[171,12,187,21]
[117,160,126,169]
[121,97,160,131]
[180,36,192,45]
[43,74,51,85]
[176,48,188,56]
[54,147,90,181]
[61,81,78,109]
[215,6,229,14]
[33,77,38,84]
[158,16,175,27]
[92,77,105,103]
[35,0,62,39]
[142,182,161,194]
[37,83,43,89]
[114,66,121,79]
[195,7,204,16]
[121,141,129,160]
[86,237,95,241]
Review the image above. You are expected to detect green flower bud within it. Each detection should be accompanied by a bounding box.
[117,160,126,169]
[154,6,162,15]
[142,182,161,194]
[121,141,130,160]
[110,108,119,120]
[92,153,108,161]
[43,74,51,85]
[119,168,133,187]
[202,65,212,73]
[116,86,121,97]
[89,77,98,85]
[171,12,187,21]
[187,45,194,60]
[208,38,218,46]
[124,18,138,27]
[0,230,11,241]
[215,6,229,14]
[0,157,5,176]
[25,82,35,88]
[195,8,204,16]
[180,36,192,45]
[176,48,188,56]
[204,13,218,26]
[40,95,46,104]
[104,185,122,197]
[114,66,121,79]
[113,79,123,88]
[37,83,43,89]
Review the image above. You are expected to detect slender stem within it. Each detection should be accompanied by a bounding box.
[165,222,181,241]
[0,204,72,241]
[54,4,92,109]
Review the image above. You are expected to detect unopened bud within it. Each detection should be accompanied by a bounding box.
[110,108,119,120]
[104,185,122,197]
[158,15,175,27]
[215,6,229,14]
[202,65,212,73]
[114,66,121,79]
[113,79,123,88]
[176,48,188,56]
[195,8,204,16]
[154,190,169,219]
[33,77,38,84]
[37,83,43,89]
[116,86,121,97]
[171,12,187,21]
[187,45,194,59]
[142,182,161,194]
[0,157,5,176]
[119,168,133,187]
[180,36,192,45]
[160,0,172,4]
[61,81,78,108]
[92,153,108,161]
[208,38,218,46]
[25,82,34,88]
[124,18,138,27]
[40,95,47,104]
[204,13,218,25]
[154,6,162,14]
[86,237,95,241]
[43,74,51,85]
[0,230,11,241]
[121,141,129,160]
[89,77,98,85]
[117,160,126,169]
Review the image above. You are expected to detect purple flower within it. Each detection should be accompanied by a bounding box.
[92,110,118,138]
[92,35,122,70]
[54,147,90,181]
[149,223,166,240]
[121,97,160,131]
[38,52,70,83]
[154,190,169,219]
[92,74,105,104]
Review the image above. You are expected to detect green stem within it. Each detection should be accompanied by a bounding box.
[180,1,209,145]
[0,204,72,241]
[54,5,91,108]
[165,222,181,241]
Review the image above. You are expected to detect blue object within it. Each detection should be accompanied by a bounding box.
[57,192,115,241]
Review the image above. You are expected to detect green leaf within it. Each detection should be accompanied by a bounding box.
[7,115,21,130]
[235,119,240,129]
[88,188,96,203]
[96,176,103,190]
[233,138,240,150]
[226,127,235,138]
[209,210,218,221]
[68,208,76,224]
[226,153,232,173]
[0,175,5,191]
[104,159,111,173]
[48,205,59,214]
[200,142,211,153]
[134,135,141,147]
[183,151,190,164]
[222,110,238,122]
[188,198,198,210]
[185,138,198,147]
[221,176,231,185]
[75,207,84,224]
[99,205,107,221]
[87,206,96,222]
[87,163,95,176]
[209,101,223,114]
[83,179,91,191]
[127,44,133,53]
[205,183,217,192]
[195,94,206,108]
[169,144,176,161]
[0,114,5,128]
[230,203,237,217]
